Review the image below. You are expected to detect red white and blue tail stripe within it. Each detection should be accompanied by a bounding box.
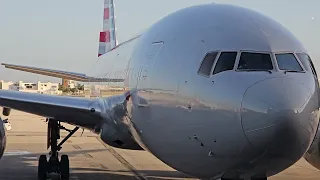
[98,0,118,57]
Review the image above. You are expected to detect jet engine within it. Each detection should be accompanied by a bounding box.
[0,117,7,159]
[304,124,320,169]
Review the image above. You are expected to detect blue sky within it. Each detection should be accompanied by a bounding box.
[0,0,319,82]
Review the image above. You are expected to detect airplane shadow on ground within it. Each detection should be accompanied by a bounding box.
[71,168,193,180]
[0,149,194,180]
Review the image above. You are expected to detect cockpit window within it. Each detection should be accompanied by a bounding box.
[212,52,237,75]
[275,53,303,71]
[237,52,273,70]
[296,53,317,77]
[198,52,218,76]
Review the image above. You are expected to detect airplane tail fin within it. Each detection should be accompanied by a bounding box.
[98,0,118,57]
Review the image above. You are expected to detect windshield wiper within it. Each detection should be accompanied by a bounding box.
[238,69,272,74]
[284,70,304,74]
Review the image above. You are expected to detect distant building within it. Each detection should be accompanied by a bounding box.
[62,78,76,89]
[62,79,69,88]
[0,81,14,90]
[68,80,76,89]
[0,80,61,95]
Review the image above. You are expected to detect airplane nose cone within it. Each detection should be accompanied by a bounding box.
[241,78,318,161]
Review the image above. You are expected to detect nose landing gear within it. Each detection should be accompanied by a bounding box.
[38,119,79,180]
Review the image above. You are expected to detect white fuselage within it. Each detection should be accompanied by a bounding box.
[86,4,319,180]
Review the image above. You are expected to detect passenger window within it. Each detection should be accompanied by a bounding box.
[275,53,303,71]
[296,53,317,77]
[198,52,218,76]
[212,52,237,75]
[237,52,273,70]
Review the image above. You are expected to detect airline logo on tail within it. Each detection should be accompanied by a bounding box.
[98,0,118,57]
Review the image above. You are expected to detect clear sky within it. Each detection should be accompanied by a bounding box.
[0,0,319,82]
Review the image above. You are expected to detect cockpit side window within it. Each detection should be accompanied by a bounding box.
[212,52,237,75]
[308,57,318,78]
[237,52,273,70]
[296,53,318,77]
[198,52,218,76]
[275,53,303,71]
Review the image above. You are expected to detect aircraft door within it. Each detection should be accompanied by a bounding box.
[136,42,164,107]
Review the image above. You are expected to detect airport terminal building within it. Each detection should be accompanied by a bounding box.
[0,80,61,95]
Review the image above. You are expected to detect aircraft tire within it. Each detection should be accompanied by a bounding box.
[60,154,70,180]
[38,155,47,180]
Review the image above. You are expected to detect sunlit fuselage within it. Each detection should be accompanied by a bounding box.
[87,4,319,179]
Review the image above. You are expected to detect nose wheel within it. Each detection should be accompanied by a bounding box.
[38,119,79,180]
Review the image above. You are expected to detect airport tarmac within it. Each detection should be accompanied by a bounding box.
[0,110,320,180]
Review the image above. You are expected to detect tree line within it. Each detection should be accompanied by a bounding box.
[58,83,84,94]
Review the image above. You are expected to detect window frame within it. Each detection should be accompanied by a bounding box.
[212,51,239,75]
[272,51,306,72]
[295,52,317,77]
[307,56,318,77]
[196,50,313,78]
[234,50,275,72]
[197,51,220,78]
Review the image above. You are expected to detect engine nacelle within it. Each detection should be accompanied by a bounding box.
[99,123,142,150]
[304,125,320,169]
[0,118,7,159]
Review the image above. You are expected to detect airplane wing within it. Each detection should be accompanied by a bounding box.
[1,63,124,82]
[0,90,104,129]
[0,89,130,131]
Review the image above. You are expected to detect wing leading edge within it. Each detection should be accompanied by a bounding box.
[0,90,104,130]
[0,89,132,132]
[1,63,124,82]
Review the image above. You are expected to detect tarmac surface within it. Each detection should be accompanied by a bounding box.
[0,110,320,180]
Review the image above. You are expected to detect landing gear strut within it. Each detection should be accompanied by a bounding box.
[38,119,79,180]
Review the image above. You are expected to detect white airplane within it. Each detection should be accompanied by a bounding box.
[0,1,320,180]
